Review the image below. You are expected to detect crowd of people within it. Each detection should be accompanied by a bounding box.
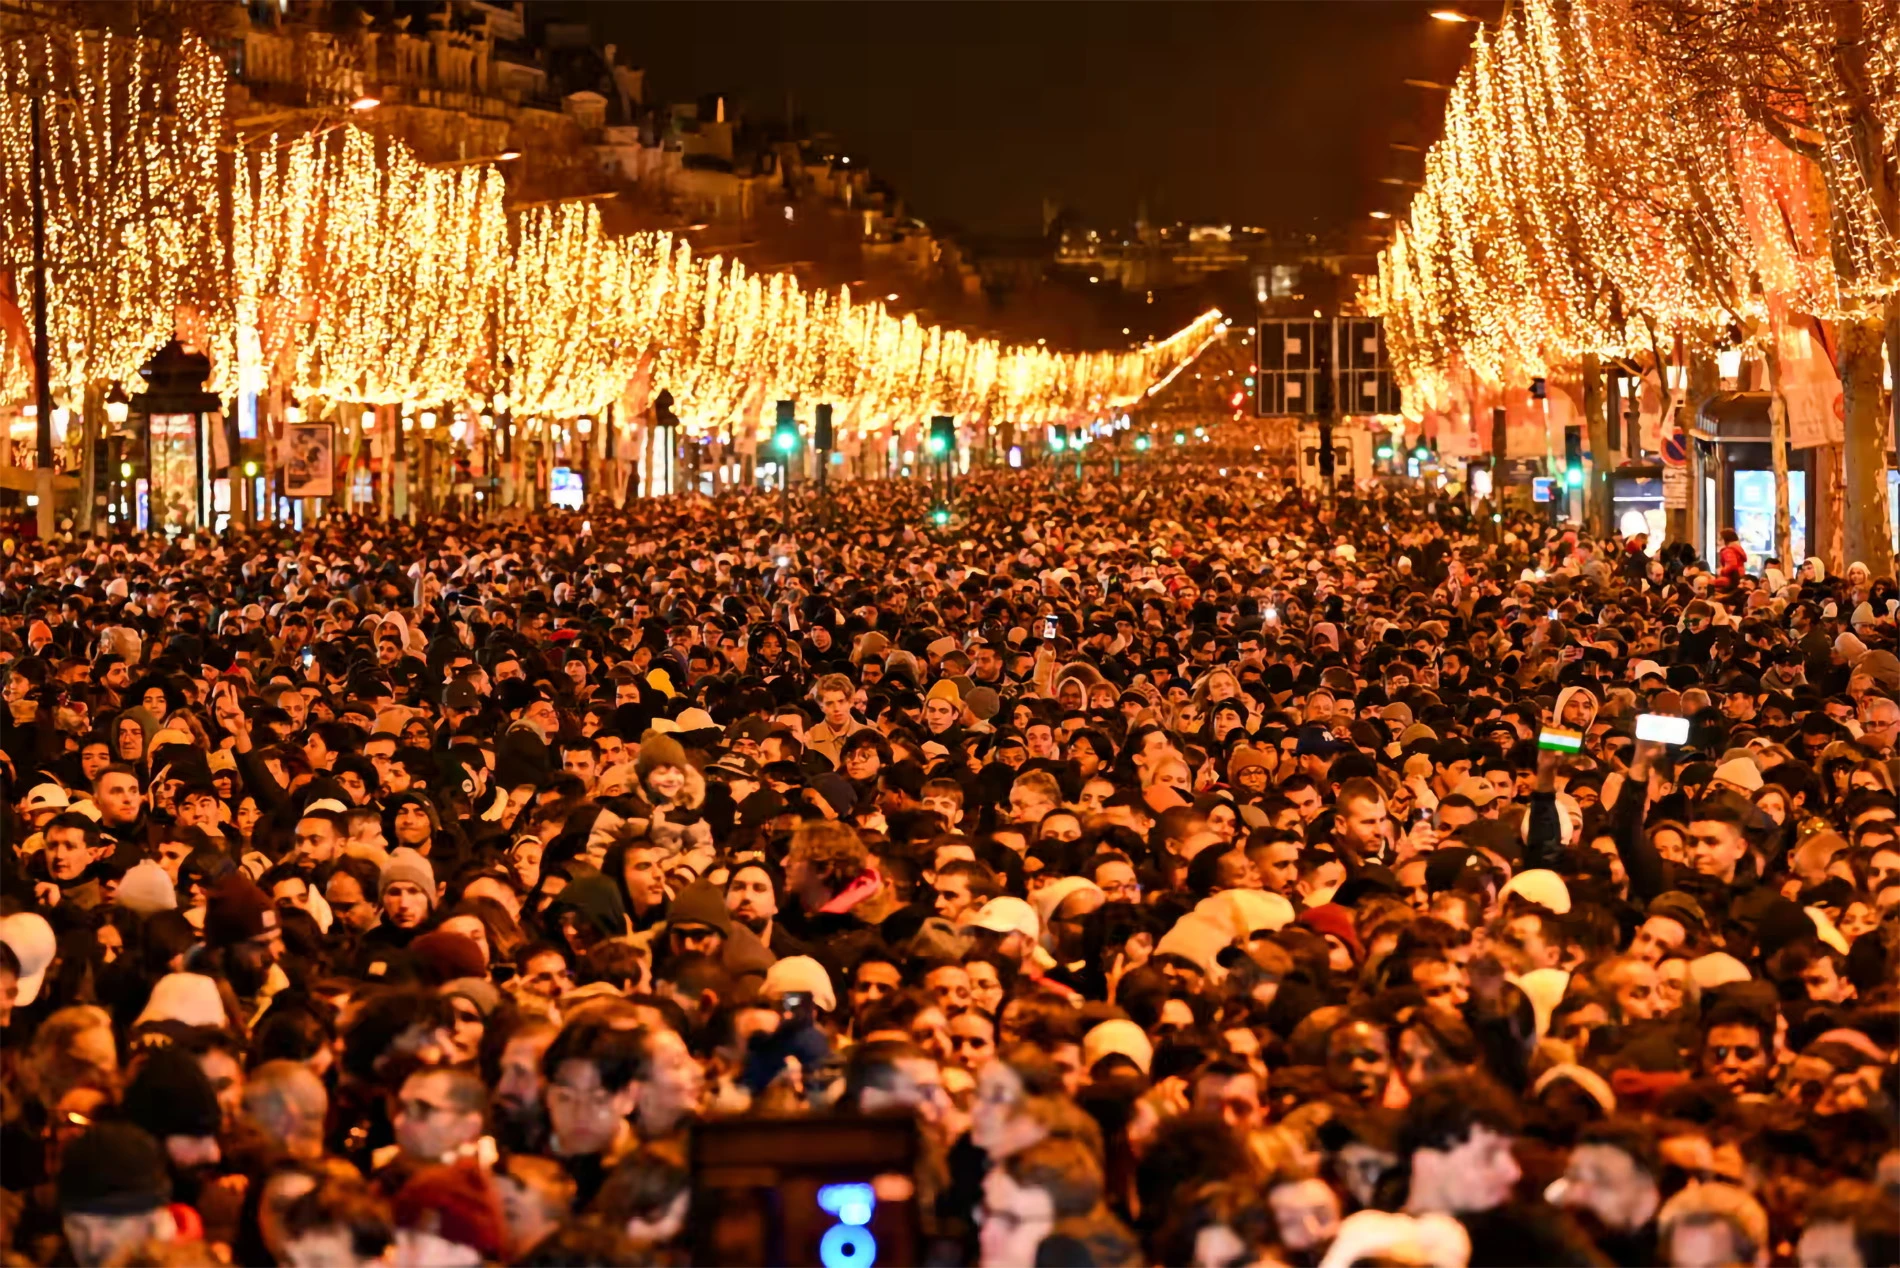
[0,458,1896,1267]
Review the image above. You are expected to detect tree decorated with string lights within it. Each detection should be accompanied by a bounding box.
[1365,0,1896,571]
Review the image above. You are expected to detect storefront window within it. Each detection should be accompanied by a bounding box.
[1731,469,1805,568]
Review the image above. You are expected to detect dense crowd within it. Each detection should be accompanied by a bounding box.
[0,460,1896,1267]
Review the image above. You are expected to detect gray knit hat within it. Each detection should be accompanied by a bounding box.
[379,847,437,906]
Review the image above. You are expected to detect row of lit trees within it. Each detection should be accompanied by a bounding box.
[1363,0,1898,570]
[1,24,1221,524]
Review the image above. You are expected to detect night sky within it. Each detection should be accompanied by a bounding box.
[567,1,1488,239]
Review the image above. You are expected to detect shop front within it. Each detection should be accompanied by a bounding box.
[1692,392,1816,569]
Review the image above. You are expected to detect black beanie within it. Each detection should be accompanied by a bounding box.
[122,1047,223,1141]
[57,1122,171,1216]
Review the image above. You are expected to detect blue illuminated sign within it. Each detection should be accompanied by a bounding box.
[817,1183,876,1268]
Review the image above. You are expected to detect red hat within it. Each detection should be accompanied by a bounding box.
[1296,903,1364,963]
[393,1163,504,1260]
[204,874,279,949]
[408,930,486,985]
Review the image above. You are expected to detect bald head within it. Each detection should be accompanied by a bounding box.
[242,1059,330,1159]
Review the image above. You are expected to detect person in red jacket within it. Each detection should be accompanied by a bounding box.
[1715,527,1748,588]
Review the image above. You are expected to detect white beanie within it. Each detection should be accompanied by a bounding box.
[116,861,178,914]
[1083,1019,1155,1077]
[761,955,836,1014]
[136,973,229,1030]
[1712,758,1764,792]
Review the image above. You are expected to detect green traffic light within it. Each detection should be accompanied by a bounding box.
[1243,376,1255,387]
[1376,445,1394,460]
[1134,435,1151,451]
[774,428,797,453]
[1173,431,1185,445]
[926,436,947,455]
[930,505,950,526]
[1566,467,1584,488]
[1050,433,1067,453]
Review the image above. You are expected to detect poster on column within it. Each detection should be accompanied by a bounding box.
[283,422,335,498]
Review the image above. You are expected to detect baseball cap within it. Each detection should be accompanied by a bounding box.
[0,912,56,1005]
[22,783,69,813]
[967,896,1038,941]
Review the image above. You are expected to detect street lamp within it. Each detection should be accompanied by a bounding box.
[1430,10,1479,21]
[350,95,380,112]
[104,383,129,430]
[1369,210,1393,220]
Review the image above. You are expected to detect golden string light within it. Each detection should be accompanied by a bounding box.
[1362,0,1895,396]
[6,59,1218,444]
[207,124,1218,437]
[0,31,224,403]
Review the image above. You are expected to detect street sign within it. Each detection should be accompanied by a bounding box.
[1532,477,1555,503]
[1662,431,1688,467]
[1256,318,1400,418]
[1663,465,1689,508]
[1498,457,1544,485]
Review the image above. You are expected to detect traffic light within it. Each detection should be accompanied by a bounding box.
[1564,426,1584,488]
[814,403,834,451]
[774,401,798,454]
[1413,443,1431,461]
[928,415,954,457]
[929,503,951,527]
[1173,430,1186,446]
[1376,442,1394,460]
[1049,429,1067,453]
[1134,434,1151,452]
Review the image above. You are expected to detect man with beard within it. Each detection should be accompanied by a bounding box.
[724,861,812,959]
[120,1048,242,1246]
[491,1018,558,1154]
[202,872,287,1027]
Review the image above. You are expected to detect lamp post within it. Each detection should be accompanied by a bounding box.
[103,383,128,527]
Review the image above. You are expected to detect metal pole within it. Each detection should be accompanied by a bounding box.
[29,92,55,538]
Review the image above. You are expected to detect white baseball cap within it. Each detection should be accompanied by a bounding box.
[966,896,1038,941]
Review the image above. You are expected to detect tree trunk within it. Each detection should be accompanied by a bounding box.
[1582,353,1612,538]
[1761,333,1794,569]
[1888,294,1899,476]
[77,381,100,535]
[1839,314,1892,576]
[1687,344,1720,564]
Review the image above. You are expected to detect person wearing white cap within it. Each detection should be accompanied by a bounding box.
[20,781,71,828]
[965,897,1042,972]
[0,912,57,1019]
